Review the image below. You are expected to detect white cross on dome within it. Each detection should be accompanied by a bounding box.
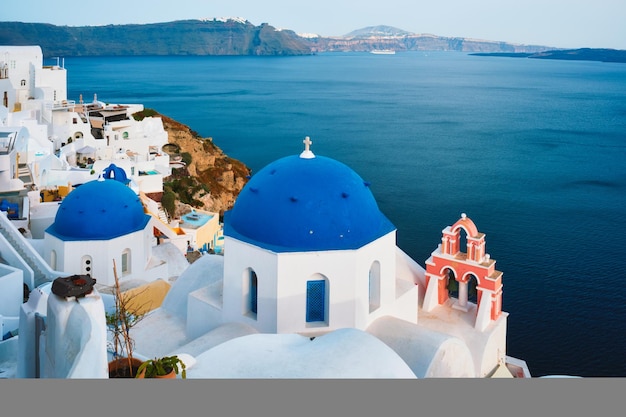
[300,136,315,159]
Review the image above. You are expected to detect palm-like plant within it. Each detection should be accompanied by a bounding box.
[106,259,149,377]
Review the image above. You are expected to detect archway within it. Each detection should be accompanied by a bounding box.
[369,261,381,313]
[241,268,258,319]
[457,273,480,310]
[467,274,479,304]
[446,268,458,299]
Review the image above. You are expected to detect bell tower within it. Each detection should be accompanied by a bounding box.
[423,214,503,331]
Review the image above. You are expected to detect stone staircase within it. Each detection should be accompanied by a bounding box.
[17,164,33,189]
[157,205,169,224]
[0,213,63,288]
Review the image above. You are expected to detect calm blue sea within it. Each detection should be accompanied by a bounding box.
[62,52,626,377]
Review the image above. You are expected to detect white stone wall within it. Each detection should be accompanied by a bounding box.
[222,230,409,336]
[44,228,155,286]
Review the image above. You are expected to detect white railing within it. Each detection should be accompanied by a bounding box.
[45,100,76,111]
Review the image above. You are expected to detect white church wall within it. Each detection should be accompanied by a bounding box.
[290,232,409,333]
[274,250,357,335]
[222,238,279,333]
[46,228,149,286]
[477,313,508,377]
[222,231,414,336]
[389,280,419,324]
[274,233,400,335]
[350,232,419,327]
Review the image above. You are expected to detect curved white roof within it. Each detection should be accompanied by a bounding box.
[186,328,417,378]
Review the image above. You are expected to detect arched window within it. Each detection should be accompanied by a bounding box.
[121,249,131,275]
[242,268,258,319]
[466,274,479,304]
[250,271,258,315]
[369,261,381,312]
[306,278,328,323]
[458,227,468,256]
[446,268,458,298]
[49,250,57,270]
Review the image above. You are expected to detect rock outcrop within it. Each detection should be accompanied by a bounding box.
[153,112,250,219]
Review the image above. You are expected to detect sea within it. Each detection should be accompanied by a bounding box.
[62,51,626,377]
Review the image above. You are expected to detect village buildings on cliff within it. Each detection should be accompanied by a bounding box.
[0,45,532,378]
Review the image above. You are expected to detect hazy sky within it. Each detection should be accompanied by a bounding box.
[4,0,626,50]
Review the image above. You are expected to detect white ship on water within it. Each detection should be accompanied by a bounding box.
[370,49,396,55]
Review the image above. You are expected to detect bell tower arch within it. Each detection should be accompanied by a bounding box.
[423,213,503,331]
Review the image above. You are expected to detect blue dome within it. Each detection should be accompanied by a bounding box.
[224,154,395,252]
[46,178,150,241]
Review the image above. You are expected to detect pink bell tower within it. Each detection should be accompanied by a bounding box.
[423,213,503,331]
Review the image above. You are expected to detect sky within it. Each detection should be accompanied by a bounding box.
[3,0,626,50]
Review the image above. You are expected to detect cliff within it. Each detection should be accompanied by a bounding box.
[0,19,313,56]
[134,109,250,219]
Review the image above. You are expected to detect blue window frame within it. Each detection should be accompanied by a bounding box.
[306,280,326,322]
[250,272,258,314]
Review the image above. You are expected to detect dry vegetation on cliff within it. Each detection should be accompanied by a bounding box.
[134,109,250,220]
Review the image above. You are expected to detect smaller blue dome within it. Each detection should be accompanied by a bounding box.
[225,153,395,252]
[46,178,150,241]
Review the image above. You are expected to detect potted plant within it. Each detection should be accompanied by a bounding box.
[106,259,149,378]
[136,355,187,379]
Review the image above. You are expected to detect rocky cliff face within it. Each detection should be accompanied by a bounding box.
[0,20,313,56]
[305,33,552,53]
[155,112,250,219]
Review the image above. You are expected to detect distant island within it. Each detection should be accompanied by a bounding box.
[0,20,553,57]
[470,48,626,63]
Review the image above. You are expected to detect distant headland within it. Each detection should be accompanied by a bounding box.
[470,48,626,63]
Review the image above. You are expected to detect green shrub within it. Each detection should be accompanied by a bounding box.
[161,190,177,219]
[181,152,192,166]
[132,108,158,121]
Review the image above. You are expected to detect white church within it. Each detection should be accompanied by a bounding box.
[12,136,530,378]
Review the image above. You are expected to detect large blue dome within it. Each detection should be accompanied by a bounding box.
[224,153,395,252]
[46,178,150,241]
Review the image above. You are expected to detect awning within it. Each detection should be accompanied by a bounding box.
[76,145,96,154]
